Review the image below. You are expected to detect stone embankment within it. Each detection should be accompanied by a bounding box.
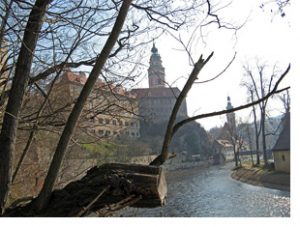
[231,166,290,191]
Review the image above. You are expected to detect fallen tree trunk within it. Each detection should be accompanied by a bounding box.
[3,163,167,217]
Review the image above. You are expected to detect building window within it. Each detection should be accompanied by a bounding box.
[105,130,111,136]
[105,119,110,124]
[131,132,135,137]
[125,121,129,126]
[112,119,117,125]
[119,120,123,126]
[130,122,134,127]
[282,154,285,161]
[98,118,104,124]
[98,130,104,135]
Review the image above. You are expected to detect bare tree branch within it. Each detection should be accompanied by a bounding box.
[172,64,290,137]
[150,52,214,166]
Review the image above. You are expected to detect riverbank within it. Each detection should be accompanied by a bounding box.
[231,166,290,191]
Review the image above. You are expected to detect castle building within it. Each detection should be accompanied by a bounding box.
[131,43,188,122]
[45,70,140,139]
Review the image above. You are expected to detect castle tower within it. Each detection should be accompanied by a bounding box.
[148,43,166,88]
[226,96,236,133]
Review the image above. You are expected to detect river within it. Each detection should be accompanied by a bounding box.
[116,163,290,217]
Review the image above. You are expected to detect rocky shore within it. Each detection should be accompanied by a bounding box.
[231,166,290,191]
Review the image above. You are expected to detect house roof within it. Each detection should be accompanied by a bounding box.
[272,112,290,152]
[215,139,233,148]
[131,87,180,98]
[59,70,136,98]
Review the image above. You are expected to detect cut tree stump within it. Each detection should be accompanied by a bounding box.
[3,163,167,217]
[98,163,167,207]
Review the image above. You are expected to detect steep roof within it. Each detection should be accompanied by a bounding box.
[272,112,290,152]
[131,87,180,98]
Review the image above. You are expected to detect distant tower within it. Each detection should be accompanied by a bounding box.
[148,43,166,88]
[226,96,236,133]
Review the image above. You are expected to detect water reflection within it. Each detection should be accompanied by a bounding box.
[117,164,290,217]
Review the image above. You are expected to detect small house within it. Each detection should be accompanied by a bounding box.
[272,112,290,173]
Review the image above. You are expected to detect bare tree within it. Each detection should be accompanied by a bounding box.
[1,0,215,215]
[241,62,287,166]
[151,62,290,166]
[250,89,261,165]
[0,0,53,214]
[0,0,291,216]
[278,90,290,113]
[33,0,133,210]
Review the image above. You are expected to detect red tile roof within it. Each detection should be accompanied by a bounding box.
[63,70,87,85]
[60,70,136,98]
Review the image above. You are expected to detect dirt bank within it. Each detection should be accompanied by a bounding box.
[231,167,290,191]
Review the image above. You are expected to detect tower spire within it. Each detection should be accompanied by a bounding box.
[148,43,166,88]
[226,96,236,133]
[226,96,233,110]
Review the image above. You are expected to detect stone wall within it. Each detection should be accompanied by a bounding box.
[273,151,290,173]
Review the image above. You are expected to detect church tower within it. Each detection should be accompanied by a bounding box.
[148,43,166,88]
[226,96,236,133]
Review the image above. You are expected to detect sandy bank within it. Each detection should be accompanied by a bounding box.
[231,167,290,191]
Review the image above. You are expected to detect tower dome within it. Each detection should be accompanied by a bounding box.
[151,43,158,54]
[226,96,233,110]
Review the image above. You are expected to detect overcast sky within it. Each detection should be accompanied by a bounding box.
[134,0,296,130]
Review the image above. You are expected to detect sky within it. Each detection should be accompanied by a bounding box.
[133,0,296,131]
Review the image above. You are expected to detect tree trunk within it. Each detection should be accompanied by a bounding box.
[150,53,213,166]
[261,108,268,165]
[33,0,133,211]
[0,0,13,49]
[259,72,268,166]
[250,90,260,165]
[233,146,238,167]
[0,0,52,214]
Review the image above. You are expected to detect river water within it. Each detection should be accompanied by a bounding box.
[116,163,290,217]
